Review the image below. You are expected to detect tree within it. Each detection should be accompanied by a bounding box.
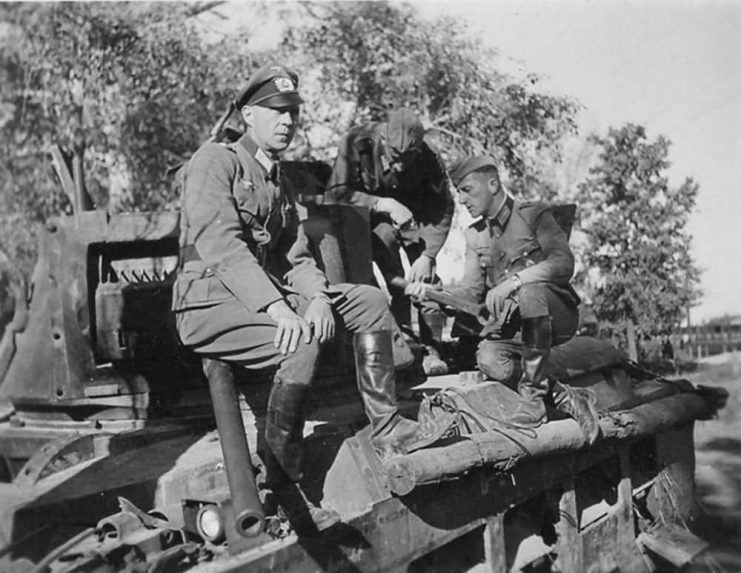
[575,123,701,359]
[1,1,582,281]
[267,1,582,281]
[0,2,247,275]
[275,2,579,198]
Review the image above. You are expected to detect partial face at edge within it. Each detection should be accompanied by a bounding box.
[242,104,300,155]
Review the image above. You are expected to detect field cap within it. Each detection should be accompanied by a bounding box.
[385,108,425,152]
[235,63,304,109]
[449,155,499,187]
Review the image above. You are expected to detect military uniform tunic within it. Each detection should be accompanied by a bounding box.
[326,123,454,332]
[448,196,580,384]
[172,132,408,383]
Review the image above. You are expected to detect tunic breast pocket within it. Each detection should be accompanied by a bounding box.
[475,247,496,271]
[475,246,502,287]
[511,240,541,268]
[233,185,271,246]
[234,183,264,219]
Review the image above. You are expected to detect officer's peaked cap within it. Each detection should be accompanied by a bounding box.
[235,63,304,109]
[449,155,499,187]
[385,108,425,152]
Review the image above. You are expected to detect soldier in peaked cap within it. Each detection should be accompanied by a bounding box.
[172,64,447,535]
[326,108,455,376]
[406,155,600,444]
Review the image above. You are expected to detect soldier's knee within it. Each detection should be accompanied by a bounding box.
[277,337,321,385]
[517,283,550,316]
[355,284,390,329]
[295,337,321,363]
[518,283,548,302]
[346,283,385,308]
[476,345,521,388]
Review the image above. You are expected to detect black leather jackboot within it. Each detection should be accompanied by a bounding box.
[264,379,340,535]
[354,331,447,458]
[510,316,601,444]
[509,316,552,427]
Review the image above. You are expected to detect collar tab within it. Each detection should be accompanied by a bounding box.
[489,194,514,231]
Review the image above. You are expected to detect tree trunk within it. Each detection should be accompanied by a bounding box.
[626,320,638,361]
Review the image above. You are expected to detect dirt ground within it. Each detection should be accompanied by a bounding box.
[684,352,741,572]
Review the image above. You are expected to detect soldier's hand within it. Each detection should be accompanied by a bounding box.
[375,197,413,229]
[404,281,431,301]
[485,280,519,317]
[267,300,313,355]
[304,295,335,343]
[408,254,435,283]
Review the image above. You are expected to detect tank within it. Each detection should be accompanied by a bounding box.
[0,148,726,573]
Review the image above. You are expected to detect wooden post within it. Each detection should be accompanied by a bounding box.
[555,479,583,572]
[483,513,507,573]
[616,446,649,569]
[647,425,697,523]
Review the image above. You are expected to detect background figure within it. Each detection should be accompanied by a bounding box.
[172,65,441,536]
[407,155,600,444]
[326,108,455,375]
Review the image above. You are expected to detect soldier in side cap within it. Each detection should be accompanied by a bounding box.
[171,64,446,535]
[326,108,455,376]
[406,155,600,444]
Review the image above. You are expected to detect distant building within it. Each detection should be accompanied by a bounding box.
[674,315,741,359]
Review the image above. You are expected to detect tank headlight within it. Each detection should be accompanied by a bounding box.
[197,505,225,543]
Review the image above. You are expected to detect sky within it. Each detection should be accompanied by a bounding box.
[226,0,741,324]
[411,0,741,324]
